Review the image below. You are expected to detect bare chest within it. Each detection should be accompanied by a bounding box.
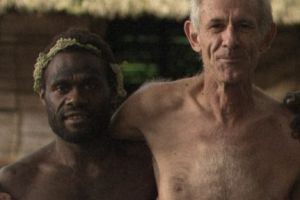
[147,115,300,200]
[18,172,118,200]
[16,161,155,200]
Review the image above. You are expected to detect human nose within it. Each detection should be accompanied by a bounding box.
[65,87,87,106]
[222,25,239,49]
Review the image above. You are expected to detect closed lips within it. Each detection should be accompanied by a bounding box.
[63,112,89,120]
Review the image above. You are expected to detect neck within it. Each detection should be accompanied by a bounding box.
[54,135,112,169]
[201,73,254,125]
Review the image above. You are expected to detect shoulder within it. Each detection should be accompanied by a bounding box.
[0,143,54,196]
[110,76,201,139]
[139,76,199,95]
[254,86,292,118]
[253,87,296,138]
[0,157,36,197]
[126,76,199,114]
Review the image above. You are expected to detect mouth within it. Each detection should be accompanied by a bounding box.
[218,57,242,63]
[63,111,90,123]
[217,52,244,63]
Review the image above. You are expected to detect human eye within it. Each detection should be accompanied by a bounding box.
[237,21,255,31]
[53,82,71,94]
[208,21,225,33]
[83,79,100,90]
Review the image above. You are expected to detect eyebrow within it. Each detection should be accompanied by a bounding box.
[206,18,225,27]
[209,18,225,23]
[51,69,103,85]
[54,73,101,81]
[206,17,255,28]
[236,18,256,25]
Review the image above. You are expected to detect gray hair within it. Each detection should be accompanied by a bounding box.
[190,0,274,34]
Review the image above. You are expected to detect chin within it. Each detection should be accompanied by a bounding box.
[219,68,249,83]
[53,122,107,144]
[225,74,242,82]
[58,129,100,144]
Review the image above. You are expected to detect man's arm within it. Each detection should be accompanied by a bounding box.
[110,87,150,141]
[283,91,300,138]
[111,81,167,141]
[0,159,34,200]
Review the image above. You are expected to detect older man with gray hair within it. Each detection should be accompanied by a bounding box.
[111,0,300,199]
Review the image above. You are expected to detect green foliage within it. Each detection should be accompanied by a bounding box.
[107,16,203,93]
[122,62,159,84]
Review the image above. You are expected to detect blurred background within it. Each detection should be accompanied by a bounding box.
[0,0,299,166]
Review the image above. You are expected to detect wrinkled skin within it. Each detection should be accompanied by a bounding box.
[284,91,300,139]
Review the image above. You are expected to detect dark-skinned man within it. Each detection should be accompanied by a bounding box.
[0,29,156,200]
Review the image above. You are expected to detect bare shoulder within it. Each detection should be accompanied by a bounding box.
[254,86,292,117]
[110,76,200,139]
[253,87,297,140]
[113,76,201,124]
[130,76,200,113]
[0,143,54,196]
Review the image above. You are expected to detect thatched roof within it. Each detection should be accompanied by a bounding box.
[0,0,299,24]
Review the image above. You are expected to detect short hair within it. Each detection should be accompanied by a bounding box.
[33,28,126,98]
[190,0,273,34]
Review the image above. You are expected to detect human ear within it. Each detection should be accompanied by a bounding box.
[39,89,46,106]
[260,23,277,53]
[184,20,202,53]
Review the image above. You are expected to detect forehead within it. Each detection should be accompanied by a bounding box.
[200,0,259,23]
[45,51,107,81]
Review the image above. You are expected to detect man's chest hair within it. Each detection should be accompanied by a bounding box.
[151,109,300,180]
[161,134,299,200]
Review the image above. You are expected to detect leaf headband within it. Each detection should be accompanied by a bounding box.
[33,38,127,97]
